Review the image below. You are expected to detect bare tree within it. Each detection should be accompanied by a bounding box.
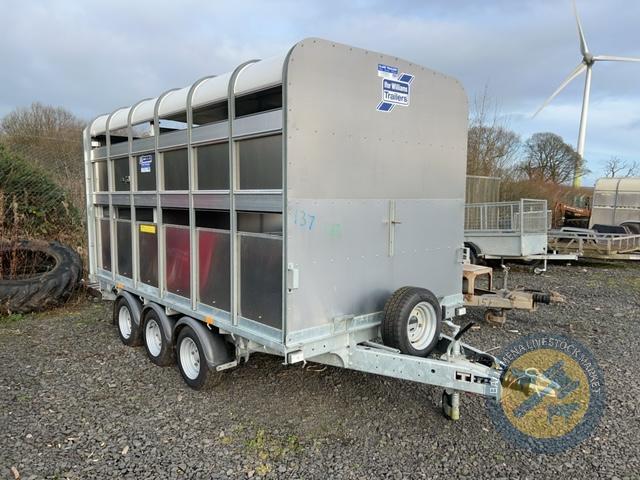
[603,156,639,178]
[0,102,85,210]
[520,132,579,184]
[467,88,521,177]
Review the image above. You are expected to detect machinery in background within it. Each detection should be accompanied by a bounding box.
[462,263,551,325]
[554,201,591,229]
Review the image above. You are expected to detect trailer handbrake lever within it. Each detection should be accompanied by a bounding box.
[443,320,475,358]
[454,321,475,341]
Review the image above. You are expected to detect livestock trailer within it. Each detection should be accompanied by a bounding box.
[590,177,640,232]
[84,38,545,419]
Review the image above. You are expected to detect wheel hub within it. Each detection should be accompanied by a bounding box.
[146,319,162,357]
[118,306,132,339]
[406,301,437,350]
[180,337,200,380]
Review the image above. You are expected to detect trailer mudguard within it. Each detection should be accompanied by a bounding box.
[114,291,142,327]
[175,316,233,368]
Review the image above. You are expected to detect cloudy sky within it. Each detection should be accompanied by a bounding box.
[2,0,639,185]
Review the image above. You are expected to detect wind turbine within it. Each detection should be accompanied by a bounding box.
[534,0,640,187]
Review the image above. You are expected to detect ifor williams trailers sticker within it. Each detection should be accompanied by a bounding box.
[376,64,414,112]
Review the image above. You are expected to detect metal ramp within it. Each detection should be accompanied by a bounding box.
[548,227,640,259]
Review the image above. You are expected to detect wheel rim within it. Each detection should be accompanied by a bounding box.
[406,301,438,350]
[180,336,200,380]
[118,305,132,339]
[145,319,162,357]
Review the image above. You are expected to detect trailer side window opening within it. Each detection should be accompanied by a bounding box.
[91,135,106,148]
[195,210,230,229]
[131,121,154,138]
[159,113,189,132]
[193,101,228,125]
[112,157,130,191]
[618,192,640,208]
[108,128,128,144]
[162,149,189,191]
[135,207,154,222]
[237,135,282,190]
[237,212,282,235]
[235,85,282,118]
[94,162,108,192]
[162,208,189,226]
[196,143,229,190]
[116,207,131,219]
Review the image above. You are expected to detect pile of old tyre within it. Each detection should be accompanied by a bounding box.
[0,240,82,313]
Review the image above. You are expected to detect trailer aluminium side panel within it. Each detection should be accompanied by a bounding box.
[590,177,640,231]
[85,38,551,420]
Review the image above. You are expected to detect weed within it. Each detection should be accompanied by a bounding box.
[1,312,24,323]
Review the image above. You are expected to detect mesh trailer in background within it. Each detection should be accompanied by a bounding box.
[465,175,501,204]
[464,199,549,259]
[84,38,548,420]
[464,199,577,272]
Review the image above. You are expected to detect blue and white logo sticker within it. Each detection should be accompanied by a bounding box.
[376,71,414,112]
[377,63,399,79]
[139,153,154,173]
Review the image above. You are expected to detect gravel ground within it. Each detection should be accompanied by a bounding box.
[1,261,639,479]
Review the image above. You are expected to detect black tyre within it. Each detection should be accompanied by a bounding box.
[381,287,442,357]
[113,295,143,347]
[0,240,81,313]
[464,242,483,265]
[143,310,174,366]
[622,222,640,234]
[592,224,628,234]
[176,326,220,390]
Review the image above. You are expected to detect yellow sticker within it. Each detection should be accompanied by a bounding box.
[205,316,214,326]
[139,224,156,234]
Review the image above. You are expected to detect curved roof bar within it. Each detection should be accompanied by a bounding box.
[226,59,259,327]
[89,54,286,137]
[127,98,152,141]
[186,75,216,310]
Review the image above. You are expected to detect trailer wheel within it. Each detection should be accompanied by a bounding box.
[143,310,174,366]
[176,326,219,390]
[382,287,442,357]
[114,295,143,347]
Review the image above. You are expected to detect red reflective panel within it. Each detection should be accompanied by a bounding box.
[198,230,230,311]
[165,226,190,297]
